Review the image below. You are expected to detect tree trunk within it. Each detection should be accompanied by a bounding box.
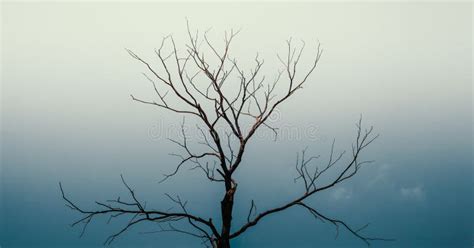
[217,180,236,248]
[215,238,231,248]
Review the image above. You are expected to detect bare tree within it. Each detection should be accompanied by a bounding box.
[60,22,391,248]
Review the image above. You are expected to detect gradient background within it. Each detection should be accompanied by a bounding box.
[1,2,473,248]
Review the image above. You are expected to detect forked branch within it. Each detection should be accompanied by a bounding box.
[230,118,390,246]
[59,175,220,246]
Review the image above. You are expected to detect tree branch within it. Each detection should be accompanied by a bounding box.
[59,175,220,246]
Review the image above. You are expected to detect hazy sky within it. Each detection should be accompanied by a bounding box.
[1,2,472,248]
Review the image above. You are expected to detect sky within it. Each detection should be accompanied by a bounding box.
[1,2,473,248]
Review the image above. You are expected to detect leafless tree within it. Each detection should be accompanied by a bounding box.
[60,22,392,248]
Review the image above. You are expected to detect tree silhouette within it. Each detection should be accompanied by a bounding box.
[60,22,391,248]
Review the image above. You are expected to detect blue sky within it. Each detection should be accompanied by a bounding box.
[1,2,472,247]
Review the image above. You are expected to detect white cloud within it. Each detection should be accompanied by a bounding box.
[331,187,352,200]
[400,185,425,200]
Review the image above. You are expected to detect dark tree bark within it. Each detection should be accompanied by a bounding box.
[60,21,392,248]
[218,188,234,248]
